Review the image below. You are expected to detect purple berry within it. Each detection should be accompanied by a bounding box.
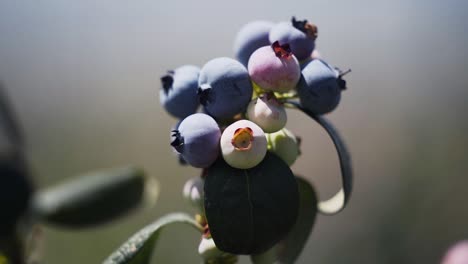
[160,65,200,119]
[198,57,253,120]
[171,113,221,168]
[248,42,300,93]
[269,17,318,61]
[297,59,349,115]
[234,20,274,67]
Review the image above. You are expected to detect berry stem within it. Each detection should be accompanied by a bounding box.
[338,68,352,77]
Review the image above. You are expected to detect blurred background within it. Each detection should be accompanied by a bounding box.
[1,0,468,263]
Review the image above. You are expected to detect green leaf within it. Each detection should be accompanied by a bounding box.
[287,101,353,215]
[102,213,202,264]
[204,152,299,255]
[33,166,157,228]
[276,176,317,264]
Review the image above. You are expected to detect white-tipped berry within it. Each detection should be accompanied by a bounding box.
[246,93,287,133]
[220,120,267,169]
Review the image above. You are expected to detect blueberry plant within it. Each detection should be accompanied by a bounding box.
[119,16,352,263]
[0,16,353,264]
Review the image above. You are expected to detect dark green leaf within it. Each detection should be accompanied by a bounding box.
[276,176,317,264]
[204,152,299,255]
[287,100,353,215]
[102,212,202,264]
[33,166,156,228]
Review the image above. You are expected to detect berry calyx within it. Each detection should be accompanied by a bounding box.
[170,130,184,151]
[291,17,318,40]
[231,127,254,151]
[160,71,174,95]
[197,84,213,106]
[337,68,352,90]
[272,41,292,58]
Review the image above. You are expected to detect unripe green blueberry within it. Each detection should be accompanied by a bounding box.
[267,128,300,166]
[246,93,287,133]
[220,120,267,169]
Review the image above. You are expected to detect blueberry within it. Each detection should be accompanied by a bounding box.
[246,92,287,133]
[171,113,221,168]
[297,59,349,115]
[198,58,253,120]
[266,128,300,166]
[269,17,318,61]
[442,241,468,264]
[299,49,322,69]
[220,119,267,169]
[233,20,274,67]
[248,42,301,93]
[160,65,200,119]
[182,177,204,209]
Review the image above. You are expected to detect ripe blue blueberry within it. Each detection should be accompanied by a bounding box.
[160,65,200,119]
[198,57,253,120]
[171,113,221,168]
[269,17,318,61]
[233,20,274,67]
[297,59,349,115]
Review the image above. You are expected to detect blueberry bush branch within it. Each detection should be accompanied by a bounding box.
[103,213,203,264]
[287,100,353,215]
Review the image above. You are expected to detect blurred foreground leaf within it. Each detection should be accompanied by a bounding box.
[102,212,202,264]
[33,166,157,228]
[0,82,24,153]
[288,101,353,215]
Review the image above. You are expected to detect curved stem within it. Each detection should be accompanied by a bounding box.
[287,101,353,215]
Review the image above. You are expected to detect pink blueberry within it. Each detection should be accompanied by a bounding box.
[247,42,301,93]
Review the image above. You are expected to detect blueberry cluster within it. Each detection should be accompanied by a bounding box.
[159,16,350,256]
